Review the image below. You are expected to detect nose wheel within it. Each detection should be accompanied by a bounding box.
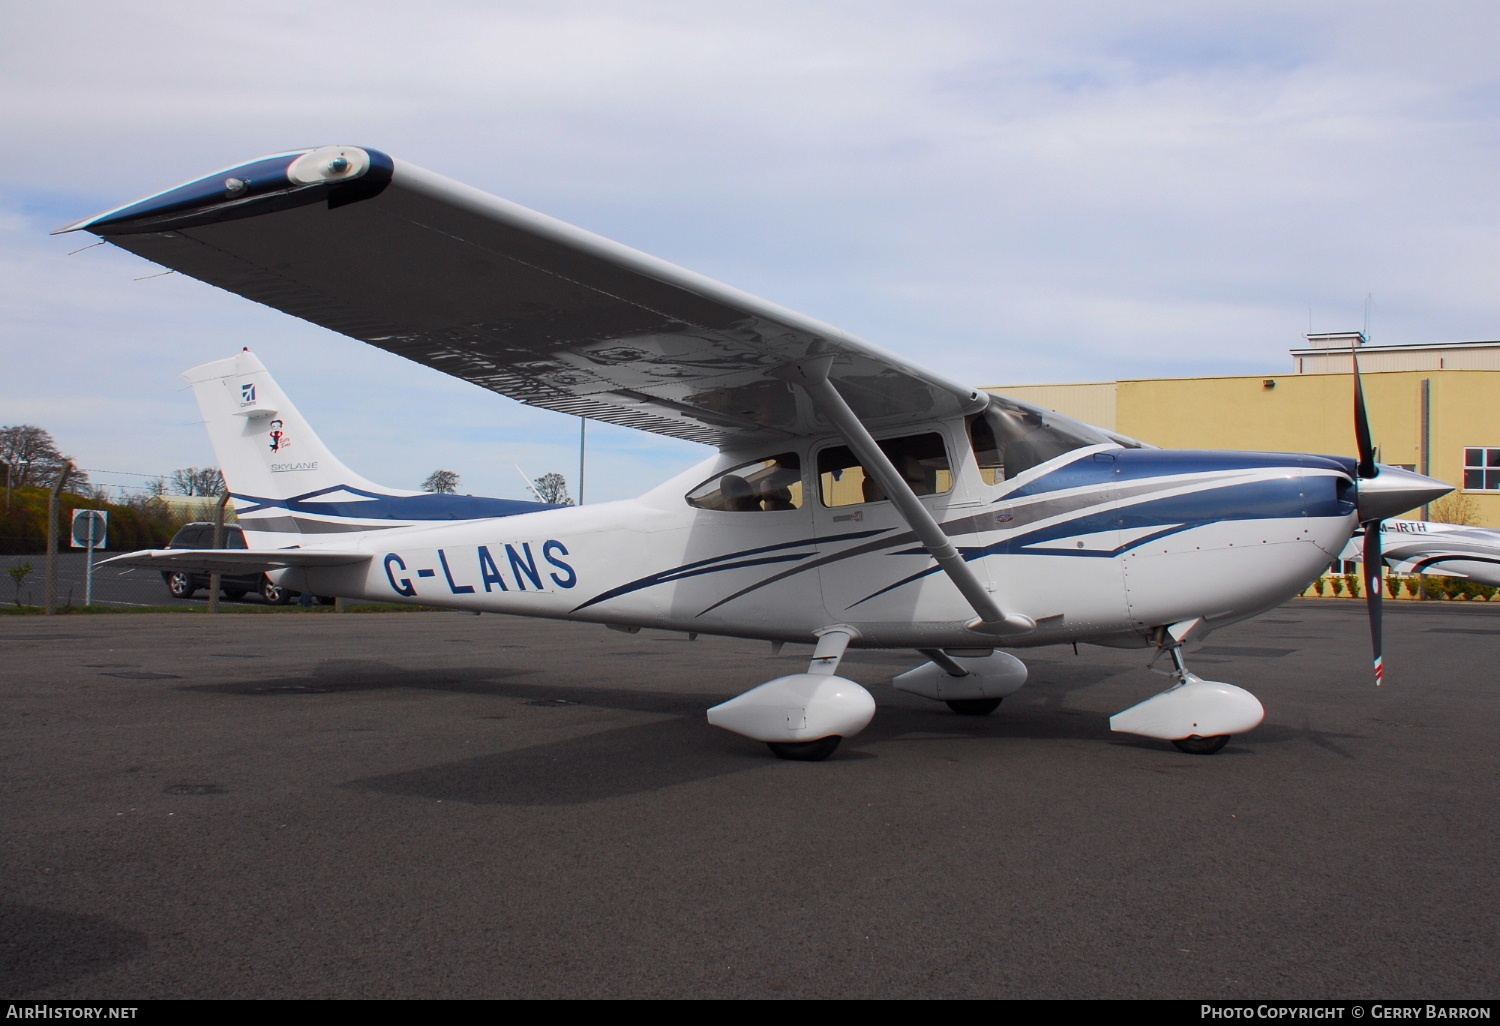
[1109,620,1264,754]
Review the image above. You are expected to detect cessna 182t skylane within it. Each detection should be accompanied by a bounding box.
[70,145,1449,760]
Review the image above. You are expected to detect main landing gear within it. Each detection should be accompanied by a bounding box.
[706,628,875,762]
[946,698,1003,716]
[1109,619,1265,755]
[705,637,1029,761]
[706,621,1265,760]
[894,648,1028,715]
[766,737,845,762]
[1171,735,1230,755]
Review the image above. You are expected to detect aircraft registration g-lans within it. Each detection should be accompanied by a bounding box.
[68,145,1451,760]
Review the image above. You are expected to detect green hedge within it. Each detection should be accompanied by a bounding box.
[0,486,195,555]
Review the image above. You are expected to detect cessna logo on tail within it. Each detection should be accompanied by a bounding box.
[241,383,256,404]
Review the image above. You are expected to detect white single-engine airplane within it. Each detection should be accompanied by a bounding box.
[1344,520,1500,588]
[69,145,1450,760]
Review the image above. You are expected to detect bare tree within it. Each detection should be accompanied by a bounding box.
[79,482,116,503]
[1429,492,1479,526]
[533,472,573,505]
[170,467,226,496]
[423,469,461,494]
[0,425,90,491]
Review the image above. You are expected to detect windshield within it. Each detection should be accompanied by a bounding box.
[969,394,1140,483]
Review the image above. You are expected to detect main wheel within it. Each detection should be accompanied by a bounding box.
[261,579,293,605]
[315,595,338,606]
[1173,735,1230,755]
[167,572,197,599]
[945,698,1002,716]
[766,736,842,762]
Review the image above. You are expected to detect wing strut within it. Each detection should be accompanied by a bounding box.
[784,357,1035,638]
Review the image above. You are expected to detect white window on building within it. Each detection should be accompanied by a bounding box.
[1463,448,1500,491]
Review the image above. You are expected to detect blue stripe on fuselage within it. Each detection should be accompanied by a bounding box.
[846,472,1355,607]
[1005,449,1355,500]
[235,483,560,520]
[1005,475,1355,556]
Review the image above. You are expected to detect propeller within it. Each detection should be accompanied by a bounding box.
[1351,349,1384,684]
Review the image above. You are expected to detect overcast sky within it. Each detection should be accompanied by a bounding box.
[3,1,1498,502]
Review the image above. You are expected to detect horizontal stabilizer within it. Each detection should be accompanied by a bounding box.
[100,548,371,575]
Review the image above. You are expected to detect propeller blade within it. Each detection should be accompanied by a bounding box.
[1363,521,1384,685]
[1352,348,1378,478]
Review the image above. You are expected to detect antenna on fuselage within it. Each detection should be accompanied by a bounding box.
[513,464,542,501]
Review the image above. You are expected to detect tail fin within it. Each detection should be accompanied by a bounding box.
[185,351,548,546]
[185,349,403,501]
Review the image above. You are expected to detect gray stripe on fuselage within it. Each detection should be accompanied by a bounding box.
[239,516,403,534]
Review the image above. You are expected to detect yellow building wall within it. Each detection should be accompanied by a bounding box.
[994,381,1118,428]
[987,370,1500,527]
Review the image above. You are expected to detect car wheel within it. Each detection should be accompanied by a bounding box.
[167,572,197,599]
[261,578,293,605]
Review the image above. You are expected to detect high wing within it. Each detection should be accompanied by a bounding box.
[99,549,371,575]
[61,145,987,447]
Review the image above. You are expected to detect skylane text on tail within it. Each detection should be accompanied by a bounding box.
[79,144,1450,760]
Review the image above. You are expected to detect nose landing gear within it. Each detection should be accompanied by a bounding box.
[1110,619,1264,754]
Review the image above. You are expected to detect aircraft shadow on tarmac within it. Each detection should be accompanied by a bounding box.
[179,652,1361,806]
[0,902,147,998]
[340,705,1363,808]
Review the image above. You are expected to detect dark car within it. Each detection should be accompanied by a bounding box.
[160,523,322,605]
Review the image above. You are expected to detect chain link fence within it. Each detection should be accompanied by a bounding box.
[3,552,319,609]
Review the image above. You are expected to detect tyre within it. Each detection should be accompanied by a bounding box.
[167,572,197,599]
[945,698,1002,716]
[261,578,294,605]
[766,736,842,761]
[1173,735,1230,755]
[315,595,337,606]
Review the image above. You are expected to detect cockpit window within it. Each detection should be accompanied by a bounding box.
[968,394,1139,484]
[817,432,952,507]
[687,454,803,512]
